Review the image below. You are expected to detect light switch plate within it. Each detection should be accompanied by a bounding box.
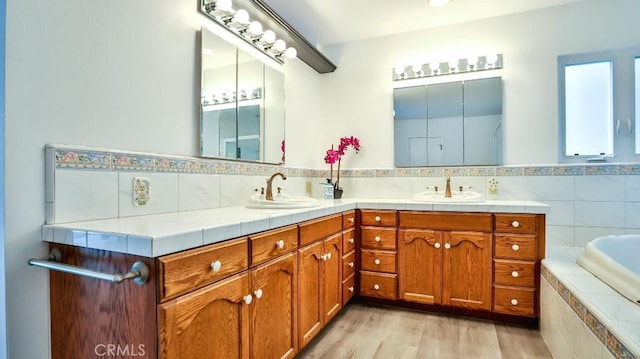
[133,177,150,206]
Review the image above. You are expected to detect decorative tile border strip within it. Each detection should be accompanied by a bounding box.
[50,145,640,178]
[541,266,636,359]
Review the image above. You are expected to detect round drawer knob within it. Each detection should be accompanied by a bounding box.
[511,299,519,306]
[326,252,332,260]
[374,216,381,222]
[512,244,520,251]
[434,242,441,249]
[373,284,380,290]
[210,260,222,272]
[348,286,354,292]
[374,236,381,242]
[348,262,354,268]
[512,220,520,228]
[374,259,381,265]
[348,238,355,244]
[276,239,285,249]
[244,294,253,305]
[511,271,519,278]
[254,289,263,299]
[444,243,451,249]
[348,218,355,223]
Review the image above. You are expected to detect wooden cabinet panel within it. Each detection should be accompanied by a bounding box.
[250,253,298,359]
[159,237,248,301]
[494,233,537,260]
[493,285,536,317]
[158,273,250,359]
[360,210,397,227]
[398,229,442,305]
[299,214,342,247]
[494,260,536,287]
[297,241,323,348]
[442,231,493,311]
[360,249,396,274]
[361,227,397,250]
[250,226,298,266]
[342,250,356,279]
[494,214,537,234]
[342,228,356,254]
[360,271,397,300]
[399,211,492,232]
[323,234,343,324]
[342,211,356,229]
[342,274,356,305]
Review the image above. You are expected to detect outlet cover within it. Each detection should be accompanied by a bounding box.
[133,177,150,206]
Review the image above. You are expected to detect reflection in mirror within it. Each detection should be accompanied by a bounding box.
[200,26,286,164]
[394,77,502,167]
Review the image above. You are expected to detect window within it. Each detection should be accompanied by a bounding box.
[559,49,640,163]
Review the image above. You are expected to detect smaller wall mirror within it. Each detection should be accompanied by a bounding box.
[200,26,286,164]
[394,77,503,167]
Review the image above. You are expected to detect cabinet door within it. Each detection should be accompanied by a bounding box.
[250,252,298,359]
[442,231,493,310]
[323,233,343,324]
[158,273,250,359]
[398,229,442,304]
[297,241,324,348]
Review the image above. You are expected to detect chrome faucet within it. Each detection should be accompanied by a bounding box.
[265,172,287,201]
[445,176,452,198]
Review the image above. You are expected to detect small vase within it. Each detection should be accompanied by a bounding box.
[333,188,343,199]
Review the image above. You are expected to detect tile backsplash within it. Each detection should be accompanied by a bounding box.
[45,144,640,247]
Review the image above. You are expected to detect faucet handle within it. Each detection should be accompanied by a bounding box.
[458,185,471,192]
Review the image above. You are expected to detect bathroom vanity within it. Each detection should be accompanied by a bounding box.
[40,200,547,359]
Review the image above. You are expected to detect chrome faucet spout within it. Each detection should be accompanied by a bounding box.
[445,176,452,198]
[265,172,287,201]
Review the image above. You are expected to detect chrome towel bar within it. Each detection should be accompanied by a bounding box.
[28,248,149,285]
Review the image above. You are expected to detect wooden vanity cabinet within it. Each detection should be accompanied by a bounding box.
[297,215,343,348]
[398,212,493,311]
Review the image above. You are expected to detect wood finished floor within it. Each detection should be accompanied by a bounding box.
[296,303,552,359]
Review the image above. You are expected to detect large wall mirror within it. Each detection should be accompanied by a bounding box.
[200,26,286,164]
[393,77,503,167]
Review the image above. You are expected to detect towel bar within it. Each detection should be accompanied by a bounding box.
[28,248,149,285]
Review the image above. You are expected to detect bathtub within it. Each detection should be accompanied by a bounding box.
[577,234,640,305]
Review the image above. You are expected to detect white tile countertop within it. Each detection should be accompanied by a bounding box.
[41,198,549,257]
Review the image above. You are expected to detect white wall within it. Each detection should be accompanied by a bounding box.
[315,0,640,168]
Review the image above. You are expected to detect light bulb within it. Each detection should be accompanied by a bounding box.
[412,64,423,73]
[448,59,459,71]
[467,55,479,65]
[233,9,249,24]
[248,21,263,35]
[216,0,232,11]
[262,30,276,44]
[284,47,297,59]
[394,66,406,76]
[486,53,499,65]
[273,39,286,52]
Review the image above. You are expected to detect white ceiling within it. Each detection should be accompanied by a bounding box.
[263,0,585,47]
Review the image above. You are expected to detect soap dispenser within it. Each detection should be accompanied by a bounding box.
[323,179,334,199]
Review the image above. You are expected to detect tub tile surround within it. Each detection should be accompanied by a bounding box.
[542,247,640,359]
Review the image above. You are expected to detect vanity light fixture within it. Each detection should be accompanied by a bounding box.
[201,0,297,63]
[202,87,263,106]
[393,53,503,81]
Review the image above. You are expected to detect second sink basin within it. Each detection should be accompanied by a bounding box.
[246,194,320,209]
[412,190,485,203]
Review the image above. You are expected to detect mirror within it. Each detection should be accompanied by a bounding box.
[393,77,503,167]
[200,26,286,164]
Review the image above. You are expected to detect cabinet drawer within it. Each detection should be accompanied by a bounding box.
[342,228,356,254]
[360,210,397,227]
[342,250,356,279]
[159,237,248,300]
[361,227,396,250]
[342,274,356,305]
[360,249,396,274]
[494,214,537,234]
[495,234,537,260]
[343,211,356,229]
[250,225,298,266]
[299,214,343,247]
[493,286,536,317]
[494,260,536,287]
[360,271,397,300]
[399,211,493,232]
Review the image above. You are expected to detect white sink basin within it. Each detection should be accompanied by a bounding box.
[246,194,320,209]
[412,190,485,203]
